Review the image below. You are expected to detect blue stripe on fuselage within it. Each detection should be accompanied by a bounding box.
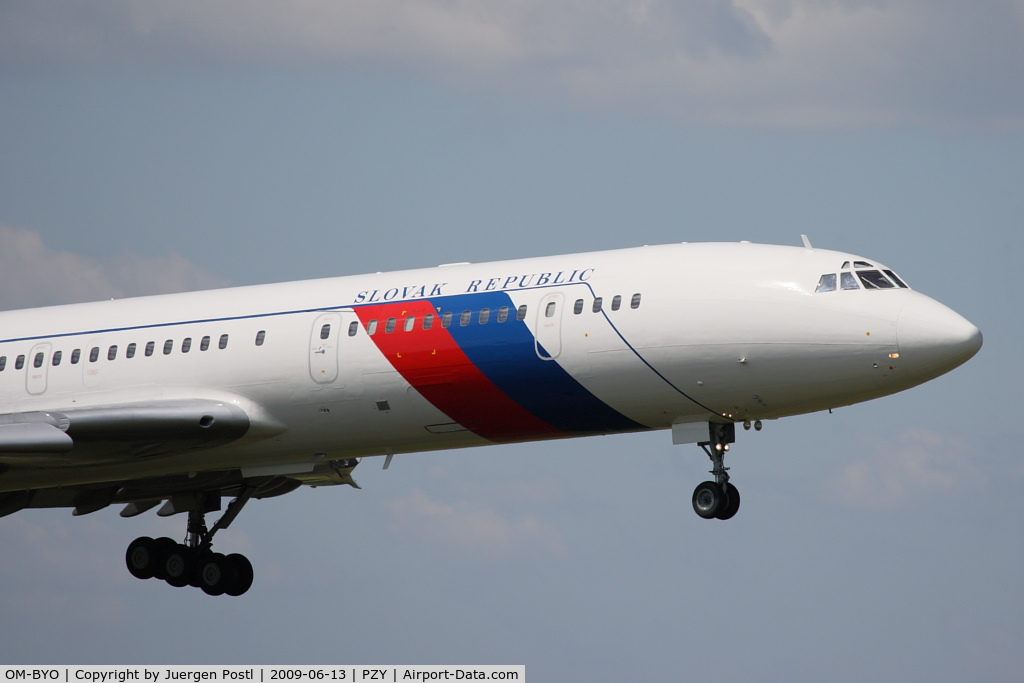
[432,291,645,435]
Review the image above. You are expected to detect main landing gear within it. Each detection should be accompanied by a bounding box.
[691,422,741,521]
[125,489,255,596]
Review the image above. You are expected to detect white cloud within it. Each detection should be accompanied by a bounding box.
[2,0,1021,128]
[0,224,229,310]
[823,427,986,510]
[384,487,568,560]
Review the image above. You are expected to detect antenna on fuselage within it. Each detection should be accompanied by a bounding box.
[801,234,813,249]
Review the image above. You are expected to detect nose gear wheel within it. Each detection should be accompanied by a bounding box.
[690,423,742,521]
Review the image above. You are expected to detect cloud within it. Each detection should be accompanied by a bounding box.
[384,487,568,560]
[2,0,1021,128]
[822,427,986,510]
[0,224,229,310]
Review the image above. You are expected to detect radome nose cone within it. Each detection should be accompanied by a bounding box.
[897,293,982,381]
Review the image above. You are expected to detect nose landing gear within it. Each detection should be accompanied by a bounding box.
[691,422,740,520]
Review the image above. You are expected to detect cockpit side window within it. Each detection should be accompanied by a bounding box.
[815,274,837,293]
[857,270,895,289]
[854,261,874,268]
[840,272,860,290]
[884,269,909,288]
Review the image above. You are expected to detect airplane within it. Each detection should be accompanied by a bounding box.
[0,238,982,596]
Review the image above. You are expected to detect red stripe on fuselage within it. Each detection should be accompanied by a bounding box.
[354,301,562,442]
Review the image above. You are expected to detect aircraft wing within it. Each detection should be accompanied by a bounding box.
[0,399,251,462]
[0,399,360,518]
[0,419,73,453]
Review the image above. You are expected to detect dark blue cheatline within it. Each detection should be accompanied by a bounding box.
[434,291,645,436]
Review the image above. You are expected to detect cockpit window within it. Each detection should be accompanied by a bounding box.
[854,261,874,268]
[884,269,909,288]
[857,270,895,289]
[815,273,837,293]
[825,265,909,292]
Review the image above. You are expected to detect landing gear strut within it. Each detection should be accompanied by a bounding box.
[125,488,255,596]
[691,423,740,520]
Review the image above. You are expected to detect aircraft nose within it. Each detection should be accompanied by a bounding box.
[897,293,982,381]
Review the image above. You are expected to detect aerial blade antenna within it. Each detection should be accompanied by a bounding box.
[801,234,813,249]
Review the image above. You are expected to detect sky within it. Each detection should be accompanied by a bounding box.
[0,1,1022,680]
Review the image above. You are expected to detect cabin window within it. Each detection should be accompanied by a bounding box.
[0,356,6,371]
[16,355,25,370]
[34,352,44,368]
[423,314,434,330]
[884,270,909,288]
[71,349,81,364]
[348,322,358,337]
[163,340,173,355]
[145,342,155,357]
[255,330,266,346]
[460,310,471,326]
[219,334,229,350]
[815,274,837,293]
[840,272,860,290]
[385,318,396,334]
[126,344,135,359]
[89,348,99,363]
[611,295,622,311]
[182,338,192,353]
[200,336,210,351]
[631,293,642,309]
[441,312,452,328]
[545,301,556,318]
[320,324,331,340]
[367,320,378,335]
[593,297,603,313]
[497,306,508,323]
[405,316,415,332]
[573,299,584,315]
[107,345,117,361]
[52,350,62,366]
[479,308,490,325]
[516,304,528,321]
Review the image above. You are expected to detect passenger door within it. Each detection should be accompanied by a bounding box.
[25,342,51,395]
[309,313,342,384]
[535,292,564,360]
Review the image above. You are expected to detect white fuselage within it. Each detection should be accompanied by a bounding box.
[0,242,982,496]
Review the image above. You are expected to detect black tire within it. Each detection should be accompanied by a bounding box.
[152,537,177,581]
[716,482,741,520]
[163,544,195,588]
[125,536,158,580]
[692,481,724,519]
[199,553,230,596]
[224,554,254,597]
